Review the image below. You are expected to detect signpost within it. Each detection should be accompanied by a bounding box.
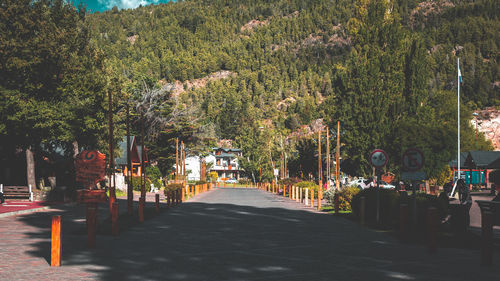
[77,189,108,248]
[370,149,388,223]
[401,148,426,231]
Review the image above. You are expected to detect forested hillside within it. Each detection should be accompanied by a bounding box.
[87,0,499,180]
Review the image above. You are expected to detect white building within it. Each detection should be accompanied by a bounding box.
[178,147,244,181]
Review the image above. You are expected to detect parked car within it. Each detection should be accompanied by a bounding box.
[378,180,395,189]
[348,178,372,189]
[226,178,238,184]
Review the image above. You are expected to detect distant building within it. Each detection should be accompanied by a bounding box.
[115,136,148,177]
[208,147,243,180]
[177,147,244,181]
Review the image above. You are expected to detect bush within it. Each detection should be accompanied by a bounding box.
[146,166,164,189]
[195,180,207,185]
[296,181,318,197]
[278,178,301,186]
[208,171,218,182]
[164,183,183,196]
[324,188,336,205]
[336,187,361,211]
[238,178,251,185]
[130,176,153,192]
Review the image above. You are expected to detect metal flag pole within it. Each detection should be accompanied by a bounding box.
[451,58,460,196]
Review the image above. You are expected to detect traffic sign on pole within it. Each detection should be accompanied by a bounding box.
[370,149,388,168]
[402,148,424,172]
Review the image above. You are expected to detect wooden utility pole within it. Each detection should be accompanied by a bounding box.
[284,152,287,178]
[336,121,340,190]
[126,102,133,215]
[176,138,179,182]
[182,142,186,184]
[327,127,331,190]
[140,116,145,198]
[108,89,116,213]
[318,130,322,210]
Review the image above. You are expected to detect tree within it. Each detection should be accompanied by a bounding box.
[0,0,109,186]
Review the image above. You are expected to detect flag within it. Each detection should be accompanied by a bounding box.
[458,65,463,83]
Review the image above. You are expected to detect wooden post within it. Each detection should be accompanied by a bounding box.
[126,102,133,215]
[155,194,160,213]
[481,210,493,265]
[167,191,171,207]
[326,127,330,190]
[139,197,144,223]
[311,189,315,208]
[336,121,340,189]
[176,138,179,181]
[111,202,119,236]
[51,215,61,266]
[87,204,97,248]
[305,188,309,206]
[299,188,302,203]
[318,131,322,210]
[427,207,437,254]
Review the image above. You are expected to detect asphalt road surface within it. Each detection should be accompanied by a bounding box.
[1,187,500,281]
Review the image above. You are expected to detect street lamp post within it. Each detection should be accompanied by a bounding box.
[473,112,479,150]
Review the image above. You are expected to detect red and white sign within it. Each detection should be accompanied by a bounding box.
[402,148,424,172]
[370,149,388,168]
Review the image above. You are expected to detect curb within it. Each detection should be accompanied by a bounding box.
[0,206,51,218]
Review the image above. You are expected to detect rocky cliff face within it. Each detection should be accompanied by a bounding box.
[474,107,500,150]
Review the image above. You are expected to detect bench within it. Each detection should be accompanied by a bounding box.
[476,200,500,226]
[0,184,33,201]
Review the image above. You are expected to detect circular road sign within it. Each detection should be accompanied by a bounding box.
[402,148,424,172]
[370,149,388,168]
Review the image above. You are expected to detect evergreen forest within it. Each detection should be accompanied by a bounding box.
[1,0,499,186]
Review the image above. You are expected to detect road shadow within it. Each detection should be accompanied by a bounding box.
[13,191,500,281]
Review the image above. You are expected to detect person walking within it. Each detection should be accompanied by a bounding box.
[457,179,472,226]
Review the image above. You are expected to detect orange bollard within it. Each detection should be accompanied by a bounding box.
[155,194,160,213]
[51,215,61,266]
[311,190,315,208]
[139,197,144,223]
[427,207,437,254]
[111,202,119,236]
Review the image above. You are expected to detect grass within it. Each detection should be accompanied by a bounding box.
[106,189,127,197]
[321,205,352,214]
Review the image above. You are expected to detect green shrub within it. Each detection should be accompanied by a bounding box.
[296,181,319,197]
[238,179,251,185]
[130,177,153,192]
[164,183,183,196]
[195,180,207,185]
[336,187,361,211]
[278,178,301,186]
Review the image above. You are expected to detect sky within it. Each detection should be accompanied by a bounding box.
[71,0,173,13]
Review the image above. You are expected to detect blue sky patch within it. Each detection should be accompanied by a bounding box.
[72,0,173,13]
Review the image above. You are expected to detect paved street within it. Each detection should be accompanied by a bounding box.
[1,187,500,280]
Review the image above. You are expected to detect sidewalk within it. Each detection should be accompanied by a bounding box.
[0,200,61,218]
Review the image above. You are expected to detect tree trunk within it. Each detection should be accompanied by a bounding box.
[26,146,36,188]
[72,140,79,158]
